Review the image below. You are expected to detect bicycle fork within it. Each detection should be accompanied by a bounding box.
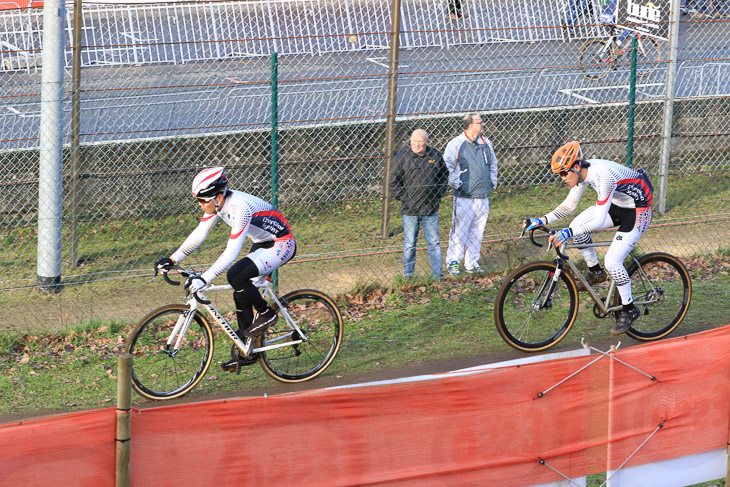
[532,259,568,311]
[165,308,196,357]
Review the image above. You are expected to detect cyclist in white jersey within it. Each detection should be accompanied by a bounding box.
[155,167,296,370]
[523,142,654,335]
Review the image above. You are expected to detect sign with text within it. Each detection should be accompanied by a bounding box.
[616,0,671,40]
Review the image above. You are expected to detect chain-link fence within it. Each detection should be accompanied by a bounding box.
[0,0,728,333]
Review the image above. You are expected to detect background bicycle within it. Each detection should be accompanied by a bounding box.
[578,26,663,80]
[493,225,692,352]
[683,0,730,18]
[125,266,344,400]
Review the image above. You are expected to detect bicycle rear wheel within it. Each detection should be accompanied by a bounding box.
[125,304,214,400]
[635,36,662,77]
[613,253,692,341]
[258,289,344,383]
[494,262,579,352]
[579,39,614,80]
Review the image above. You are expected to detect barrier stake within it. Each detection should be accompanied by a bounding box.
[116,353,132,487]
[726,425,730,484]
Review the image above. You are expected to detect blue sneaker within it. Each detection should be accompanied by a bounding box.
[448,261,461,276]
[466,266,486,275]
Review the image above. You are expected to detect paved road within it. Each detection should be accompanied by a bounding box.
[0,16,727,150]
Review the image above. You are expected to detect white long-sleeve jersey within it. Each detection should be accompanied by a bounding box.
[543,159,653,236]
[170,190,293,284]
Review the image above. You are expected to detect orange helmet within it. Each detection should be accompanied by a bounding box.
[551,141,583,173]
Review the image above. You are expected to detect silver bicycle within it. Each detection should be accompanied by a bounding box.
[578,26,662,80]
[125,265,344,400]
[494,224,692,352]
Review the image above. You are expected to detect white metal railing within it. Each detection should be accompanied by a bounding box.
[0,0,601,71]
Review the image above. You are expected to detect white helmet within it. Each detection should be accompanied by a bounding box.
[191,167,228,199]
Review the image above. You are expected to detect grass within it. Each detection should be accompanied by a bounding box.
[3,170,730,333]
[1,253,729,419]
[2,171,730,286]
[1,255,728,485]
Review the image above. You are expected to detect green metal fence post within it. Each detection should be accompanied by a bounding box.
[271,51,279,291]
[626,35,637,168]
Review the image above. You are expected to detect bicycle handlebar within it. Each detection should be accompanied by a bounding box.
[520,218,570,260]
[153,264,211,305]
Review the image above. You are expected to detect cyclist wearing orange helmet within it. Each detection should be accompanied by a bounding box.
[523,141,654,335]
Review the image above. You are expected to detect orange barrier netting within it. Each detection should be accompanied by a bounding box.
[1,325,729,486]
[0,1,37,9]
[0,408,115,485]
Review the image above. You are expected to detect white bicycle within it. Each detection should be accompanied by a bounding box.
[125,265,344,400]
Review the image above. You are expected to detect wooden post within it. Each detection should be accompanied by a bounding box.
[116,353,132,487]
[726,426,730,485]
[69,0,83,268]
[380,0,402,238]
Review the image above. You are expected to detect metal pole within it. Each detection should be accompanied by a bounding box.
[37,0,67,293]
[626,36,637,168]
[270,51,279,290]
[115,353,132,487]
[69,0,83,268]
[657,0,681,214]
[380,0,402,238]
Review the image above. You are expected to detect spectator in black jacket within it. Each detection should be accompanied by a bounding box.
[389,129,449,280]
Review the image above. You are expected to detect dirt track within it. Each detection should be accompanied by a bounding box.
[0,332,684,425]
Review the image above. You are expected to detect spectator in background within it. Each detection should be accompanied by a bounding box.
[564,0,593,29]
[389,129,449,280]
[447,0,468,20]
[444,114,498,276]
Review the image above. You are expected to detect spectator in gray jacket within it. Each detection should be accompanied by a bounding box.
[443,114,498,276]
[389,129,449,280]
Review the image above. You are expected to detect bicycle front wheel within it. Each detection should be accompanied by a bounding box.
[614,252,692,341]
[494,262,579,352]
[579,39,614,80]
[635,36,662,77]
[258,289,344,383]
[125,304,214,400]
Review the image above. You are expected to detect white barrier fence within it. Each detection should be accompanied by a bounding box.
[0,0,603,71]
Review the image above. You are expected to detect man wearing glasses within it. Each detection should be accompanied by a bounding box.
[443,113,499,276]
[154,167,296,370]
[523,141,654,335]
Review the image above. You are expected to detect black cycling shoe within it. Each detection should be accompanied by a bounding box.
[575,268,608,292]
[221,354,258,374]
[243,306,278,338]
[611,304,640,336]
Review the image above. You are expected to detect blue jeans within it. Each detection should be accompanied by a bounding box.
[402,213,443,278]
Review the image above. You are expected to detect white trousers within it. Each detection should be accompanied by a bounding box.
[571,205,652,305]
[447,196,489,270]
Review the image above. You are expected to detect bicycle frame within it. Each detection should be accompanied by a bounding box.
[599,29,648,58]
[556,241,660,318]
[165,279,307,358]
